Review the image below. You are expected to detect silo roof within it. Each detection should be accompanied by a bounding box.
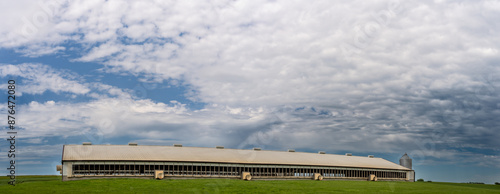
[62,144,411,170]
[400,153,411,159]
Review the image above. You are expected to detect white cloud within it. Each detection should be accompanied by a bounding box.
[16,45,66,57]
[0,63,90,95]
[76,41,122,61]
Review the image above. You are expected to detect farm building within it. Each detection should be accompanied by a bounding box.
[57,143,415,182]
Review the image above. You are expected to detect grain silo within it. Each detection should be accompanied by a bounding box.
[399,153,412,169]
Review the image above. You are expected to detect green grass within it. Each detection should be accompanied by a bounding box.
[1,176,499,193]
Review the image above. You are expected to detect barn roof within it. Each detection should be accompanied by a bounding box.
[62,144,410,170]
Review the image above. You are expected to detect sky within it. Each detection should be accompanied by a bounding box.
[0,0,499,184]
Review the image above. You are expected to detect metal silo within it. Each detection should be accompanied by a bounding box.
[399,153,412,169]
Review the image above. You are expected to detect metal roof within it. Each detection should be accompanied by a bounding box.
[62,144,411,170]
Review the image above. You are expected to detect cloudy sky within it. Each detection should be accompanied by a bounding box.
[1,0,499,183]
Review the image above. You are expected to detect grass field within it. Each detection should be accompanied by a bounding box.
[1,176,499,193]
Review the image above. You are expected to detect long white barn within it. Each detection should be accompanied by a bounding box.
[58,143,415,181]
